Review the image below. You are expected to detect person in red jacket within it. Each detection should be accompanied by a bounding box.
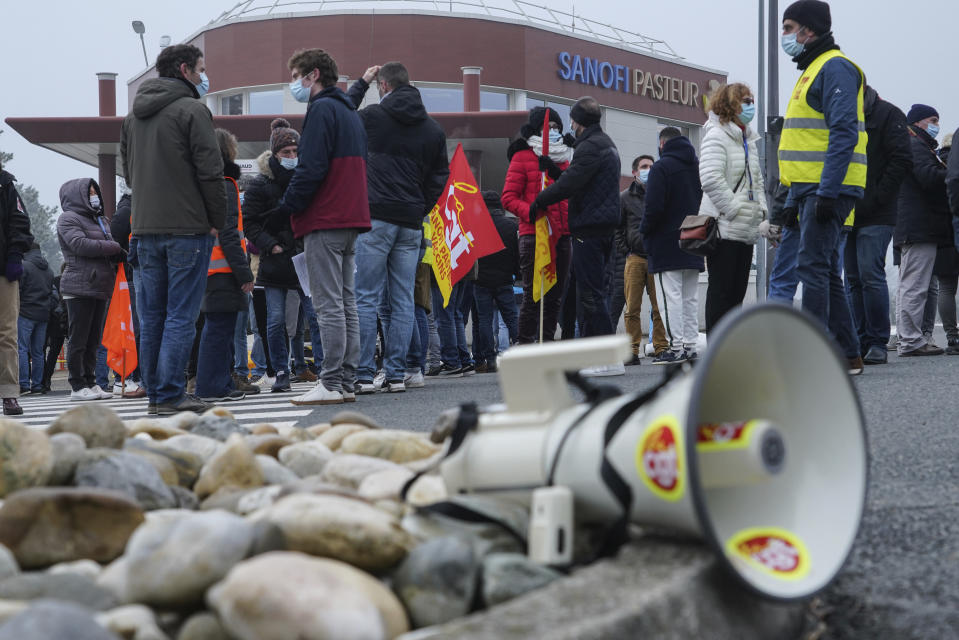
[501,107,573,343]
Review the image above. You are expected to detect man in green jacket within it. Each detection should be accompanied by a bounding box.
[121,44,227,416]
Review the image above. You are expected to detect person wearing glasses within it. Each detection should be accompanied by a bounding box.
[698,83,767,332]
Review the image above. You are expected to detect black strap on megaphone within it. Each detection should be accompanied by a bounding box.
[398,403,529,549]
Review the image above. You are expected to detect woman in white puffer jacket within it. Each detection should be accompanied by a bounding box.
[698,82,767,332]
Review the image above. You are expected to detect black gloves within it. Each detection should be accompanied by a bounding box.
[538,155,562,180]
[562,133,576,148]
[528,200,541,224]
[782,205,799,228]
[815,196,837,224]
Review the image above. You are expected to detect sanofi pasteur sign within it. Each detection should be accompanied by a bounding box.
[557,51,703,108]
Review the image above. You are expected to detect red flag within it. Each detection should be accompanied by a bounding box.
[534,110,559,302]
[429,145,505,307]
[101,265,138,378]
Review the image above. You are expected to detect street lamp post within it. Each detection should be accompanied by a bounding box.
[132,20,149,68]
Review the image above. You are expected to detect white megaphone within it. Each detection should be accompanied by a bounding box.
[439,304,868,601]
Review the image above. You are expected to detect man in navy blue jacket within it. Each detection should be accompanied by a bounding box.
[640,127,704,364]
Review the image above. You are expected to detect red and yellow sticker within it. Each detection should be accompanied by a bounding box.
[726,527,810,580]
[696,420,760,452]
[635,416,685,502]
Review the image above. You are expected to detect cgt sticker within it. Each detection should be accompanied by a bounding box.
[635,416,685,502]
[726,528,810,580]
[696,420,760,452]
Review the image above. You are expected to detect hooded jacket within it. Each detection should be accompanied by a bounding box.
[203,163,254,313]
[501,138,570,238]
[641,136,705,274]
[697,111,767,245]
[347,80,449,229]
[476,191,520,289]
[121,77,226,235]
[279,86,371,238]
[0,170,34,265]
[56,178,122,300]
[620,180,648,257]
[243,151,302,290]
[894,126,952,248]
[18,247,55,322]
[535,124,622,237]
[856,88,911,228]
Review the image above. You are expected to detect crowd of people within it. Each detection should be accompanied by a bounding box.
[1,0,957,417]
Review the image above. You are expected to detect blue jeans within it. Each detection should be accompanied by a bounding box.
[473,284,519,363]
[291,298,323,373]
[432,280,471,368]
[796,196,861,359]
[354,219,422,382]
[407,305,429,373]
[233,294,250,377]
[264,287,313,375]
[196,311,238,398]
[844,225,893,352]
[18,317,46,391]
[768,225,800,303]
[136,233,214,404]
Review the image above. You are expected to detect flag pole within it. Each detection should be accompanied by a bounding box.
[538,109,550,345]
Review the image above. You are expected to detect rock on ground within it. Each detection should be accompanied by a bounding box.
[47,404,126,449]
[340,430,440,464]
[321,454,407,489]
[176,611,230,640]
[480,552,563,607]
[277,441,334,478]
[392,535,480,628]
[193,434,263,499]
[47,432,86,486]
[0,572,118,610]
[0,599,122,640]
[73,450,177,511]
[207,552,408,640]
[0,419,53,497]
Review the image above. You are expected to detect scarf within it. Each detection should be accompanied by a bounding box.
[794,32,840,70]
[527,135,573,164]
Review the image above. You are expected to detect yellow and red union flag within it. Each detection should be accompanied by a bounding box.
[428,144,505,307]
[101,265,138,378]
[533,108,558,302]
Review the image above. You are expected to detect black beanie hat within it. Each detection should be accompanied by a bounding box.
[906,104,939,125]
[528,107,563,131]
[783,0,831,35]
[269,118,300,155]
[569,101,601,128]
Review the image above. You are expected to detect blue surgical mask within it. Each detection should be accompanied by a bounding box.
[638,169,650,184]
[926,123,940,139]
[89,196,101,210]
[290,78,311,103]
[739,103,756,125]
[279,157,298,170]
[781,32,805,57]
[195,72,209,98]
[548,129,563,145]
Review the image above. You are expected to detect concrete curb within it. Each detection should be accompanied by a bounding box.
[398,538,805,640]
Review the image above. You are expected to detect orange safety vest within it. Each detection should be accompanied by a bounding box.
[208,176,246,275]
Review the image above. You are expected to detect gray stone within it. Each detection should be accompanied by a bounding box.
[392,535,479,628]
[95,605,167,640]
[207,552,408,640]
[0,599,121,640]
[48,432,86,486]
[193,434,263,499]
[480,552,563,607]
[161,435,221,463]
[401,495,529,558]
[46,559,102,580]
[74,450,177,511]
[330,410,382,429]
[340,430,440,464]
[321,454,407,489]
[176,612,230,640]
[47,404,126,449]
[0,419,53,497]
[277,441,334,478]
[189,415,251,442]
[395,539,805,640]
[236,485,282,515]
[169,486,200,510]
[0,545,18,580]
[255,454,299,485]
[124,510,255,608]
[123,439,204,488]
[247,521,286,557]
[0,572,119,610]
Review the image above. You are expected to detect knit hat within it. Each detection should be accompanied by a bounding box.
[906,104,939,125]
[569,101,601,128]
[269,118,300,155]
[783,0,831,35]
[528,107,563,131]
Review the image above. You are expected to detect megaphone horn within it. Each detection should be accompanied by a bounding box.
[439,304,868,601]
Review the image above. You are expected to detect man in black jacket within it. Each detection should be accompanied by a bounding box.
[894,104,951,357]
[621,155,668,364]
[0,164,33,415]
[18,243,55,394]
[533,97,622,357]
[347,62,449,393]
[845,87,911,365]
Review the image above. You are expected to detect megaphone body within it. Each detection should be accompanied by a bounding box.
[440,304,868,601]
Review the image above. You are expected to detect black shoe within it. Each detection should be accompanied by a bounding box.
[200,390,245,402]
[156,394,214,416]
[624,354,642,366]
[900,343,944,357]
[148,403,157,416]
[947,343,959,356]
[232,373,261,394]
[3,398,23,416]
[19,388,29,396]
[651,350,682,365]
[436,364,464,378]
[862,345,887,365]
[271,372,291,393]
[461,363,476,376]
[425,364,444,377]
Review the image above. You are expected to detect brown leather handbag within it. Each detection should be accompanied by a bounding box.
[679,214,720,256]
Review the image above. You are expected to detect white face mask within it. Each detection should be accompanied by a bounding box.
[548,129,563,145]
[90,195,101,210]
[279,157,298,170]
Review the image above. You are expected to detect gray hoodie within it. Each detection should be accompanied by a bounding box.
[56,178,122,300]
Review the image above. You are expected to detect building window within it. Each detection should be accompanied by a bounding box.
[249,89,283,115]
[480,90,508,112]
[419,87,463,113]
[220,94,243,115]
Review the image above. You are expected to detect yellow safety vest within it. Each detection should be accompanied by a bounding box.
[779,49,867,189]
[209,177,246,275]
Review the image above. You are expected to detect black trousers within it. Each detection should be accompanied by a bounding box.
[42,315,67,389]
[517,235,572,343]
[65,297,108,391]
[705,239,754,333]
[251,288,275,377]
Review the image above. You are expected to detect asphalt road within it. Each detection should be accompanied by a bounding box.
[34,331,959,638]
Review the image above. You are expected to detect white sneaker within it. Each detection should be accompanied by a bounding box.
[342,388,356,403]
[290,382,344,406]
[372,371,386,390]
[404,371,425,388]
[580,363,626,378]
[70,387,100,401]
[113,379,138,393]
[256,375,276,390]
[93,385,114,399]
[387,379,406,393]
